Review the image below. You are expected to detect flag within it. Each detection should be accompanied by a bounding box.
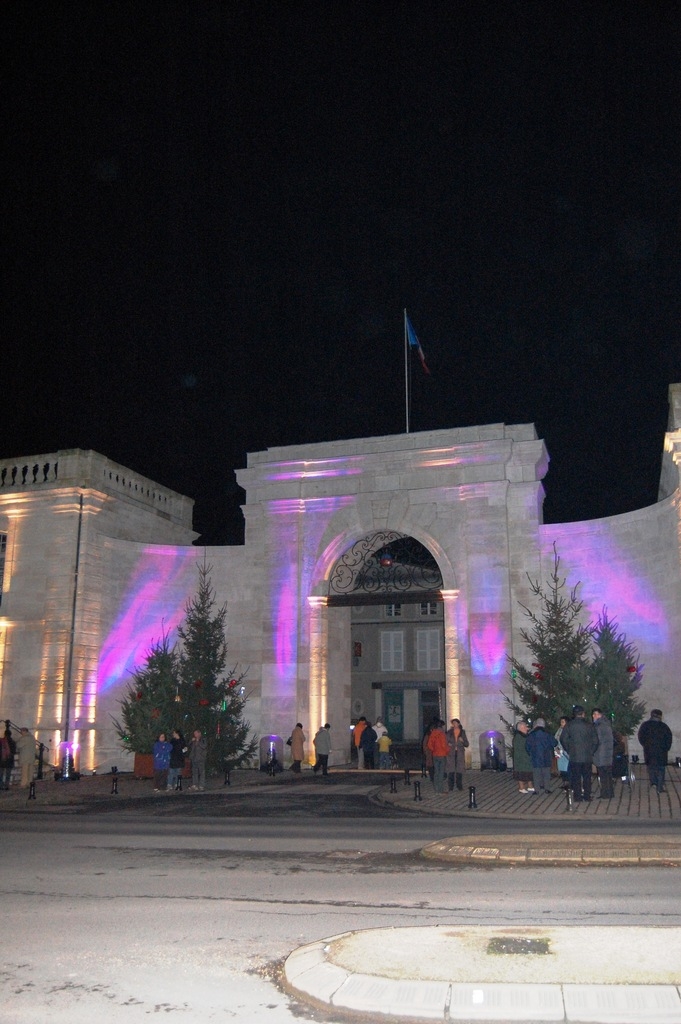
[406,315,431,375]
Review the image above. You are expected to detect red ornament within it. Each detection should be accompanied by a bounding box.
[136,691,143,700]
[151,708,160,718]
[533,672,544,680]
[194,679,203,689]
[627,666,637,673]
[199,698,210,707]
[228,679,237,689]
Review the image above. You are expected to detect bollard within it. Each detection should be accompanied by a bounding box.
[176,775,183,791]
[28,780,36,800]
[413,780,422,802]
[468,785,477,810]
[421,764,428,779]
[565,786,573,811]
[224,768,231,786]
[404,768,411,786]
[390,776,397,793]
[111,775,118,795]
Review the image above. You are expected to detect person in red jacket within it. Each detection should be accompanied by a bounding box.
[427,719,449,793]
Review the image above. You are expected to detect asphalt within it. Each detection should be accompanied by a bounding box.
[5,763,681,1022]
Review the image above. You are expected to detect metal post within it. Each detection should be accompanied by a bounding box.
[223,768,231,786]
[111,775,118,795]
[176,775,182,791]
[565,786,573,811]
[404,768,411,786]
[390,776,397,793]
[413,780,422,802]
[28,780,36,800]
[468,785,477,809]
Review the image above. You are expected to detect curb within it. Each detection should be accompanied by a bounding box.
[421,835,681,866]
[284,927,681,1023]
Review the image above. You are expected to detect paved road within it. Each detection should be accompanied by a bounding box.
[4,784,681,1023]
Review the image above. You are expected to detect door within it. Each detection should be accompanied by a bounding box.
[383,689,404,742]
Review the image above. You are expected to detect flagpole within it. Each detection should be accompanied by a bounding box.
[404,308,410,434]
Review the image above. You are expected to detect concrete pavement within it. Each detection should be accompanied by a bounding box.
[6,763,681,1022]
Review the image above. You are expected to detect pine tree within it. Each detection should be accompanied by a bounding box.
[503,545,594,732]
[584,610,645,735]
[114,562,257,773]
[113,631,179,755]
[502,546,646,736]
[175,561,257,774]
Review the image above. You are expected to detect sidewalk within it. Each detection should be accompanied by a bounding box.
[375,762,681,820]
[284,926,681,1023]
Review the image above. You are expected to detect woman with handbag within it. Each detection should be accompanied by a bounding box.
[288,723,305,773]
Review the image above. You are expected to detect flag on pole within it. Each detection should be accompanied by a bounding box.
[405,314,431,375]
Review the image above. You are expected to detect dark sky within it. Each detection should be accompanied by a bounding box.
[4,2,681,544]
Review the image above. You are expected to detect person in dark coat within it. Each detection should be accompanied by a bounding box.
[167,729,187,791]
[561,705,597,802]
[512,721,534,794]
[359,720,378,770]
[152,732,172,791]
[0,725,16,790]
[638,709,673,794]
[525,718,557,795]
[445,718,469,791]
[592,708,615,798]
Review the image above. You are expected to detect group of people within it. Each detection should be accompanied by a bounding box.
[0,724,38,789]
[286,721,334,776]
[352,717,394,769]
[152,729,207,791]
[513,706,673,802]
[422,718,470,794]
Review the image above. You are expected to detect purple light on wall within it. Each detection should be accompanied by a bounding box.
[97,547,197,692]
[470,614,508,676]
[266,461,362,481]
[275,577,296,683]
[544,531,668,649]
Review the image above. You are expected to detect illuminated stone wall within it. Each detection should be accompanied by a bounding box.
[2,389,681,771]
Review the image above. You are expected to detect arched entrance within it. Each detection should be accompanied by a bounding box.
[326,531,450,749]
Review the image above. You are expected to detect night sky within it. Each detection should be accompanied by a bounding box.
[4,2,681,544]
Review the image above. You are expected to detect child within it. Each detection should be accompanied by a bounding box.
[377,731,392,769]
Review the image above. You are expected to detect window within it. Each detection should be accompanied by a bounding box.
[420,601,438,616]
[381,631,404,671]
[0,533,6,607]
[416,628,441,671]
[385,603,401,617]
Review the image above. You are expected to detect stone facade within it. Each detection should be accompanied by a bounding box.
[1,388,680,770]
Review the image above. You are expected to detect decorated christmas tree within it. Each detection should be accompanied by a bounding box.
[502,545,645,735]
[175,561,257,774]
[113,631,179,756]
[114,561,257,774]
[584,610,645,735]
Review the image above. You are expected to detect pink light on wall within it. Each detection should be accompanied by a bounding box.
[543,531,669,650]
[275,576,296,684]
[470,614,508,677]
[266,458,362,482]
[97,546,198,692]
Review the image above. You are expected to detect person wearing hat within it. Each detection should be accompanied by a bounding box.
[561,705,598,803]
[525,718,557,795]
